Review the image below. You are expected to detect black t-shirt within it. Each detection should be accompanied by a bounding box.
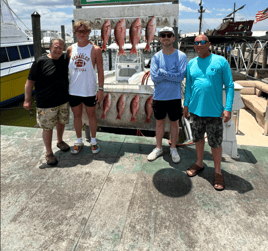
[28,53,69,108]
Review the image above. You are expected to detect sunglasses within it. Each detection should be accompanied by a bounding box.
[160,33,173,38]
[194,40,209,45]
[76,30,88,34]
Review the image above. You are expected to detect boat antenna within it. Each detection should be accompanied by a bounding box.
[198,0,205,34]
[2,0,32,35]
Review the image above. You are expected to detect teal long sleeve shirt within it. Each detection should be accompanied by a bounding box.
[184,54,234,117]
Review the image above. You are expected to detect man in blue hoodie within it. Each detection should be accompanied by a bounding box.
[183,34,234,191]
[149,27,187,163]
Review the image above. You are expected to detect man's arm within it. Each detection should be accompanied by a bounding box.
[94,46,104,103]
[222,59,234,123]
[67,46,72,62]
[23,79,35,110]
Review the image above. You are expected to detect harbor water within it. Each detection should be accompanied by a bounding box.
[0,50,198,129]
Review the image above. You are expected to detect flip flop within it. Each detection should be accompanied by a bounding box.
[187,163,204,177]
[214,173,225,191]
[71,143,84,155]
[57,141,70,152]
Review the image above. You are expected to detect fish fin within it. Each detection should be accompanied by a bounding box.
[130,116,136,122]
[116,115,121,120]
[144,44,151,52]
[130,47,137,55]
[119,48,126,56]
[145,118,150,123]
[101,113,105,119]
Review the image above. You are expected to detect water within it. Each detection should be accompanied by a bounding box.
[0,49,198,128]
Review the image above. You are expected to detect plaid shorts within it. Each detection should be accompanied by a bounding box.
[190,113,223,148]
[36,102,70,130]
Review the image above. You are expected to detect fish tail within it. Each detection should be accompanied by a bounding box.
[116,114,121,120]
[144,44,151,52]
[145,118,150,123]
[130,116,136,122]
[119,48,126,56]
[101,44,106,51]
[101,113,105,119]
[130,47,137,55]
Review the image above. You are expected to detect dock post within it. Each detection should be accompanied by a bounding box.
[31,12,42,61]
[72,20,77,43]
[262,44,267,69]
[224,43,227,59]
[172,0,179,50]
[61,25,65,42]
[108,35,112,71]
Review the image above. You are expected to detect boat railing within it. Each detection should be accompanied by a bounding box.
[7,56,34,74]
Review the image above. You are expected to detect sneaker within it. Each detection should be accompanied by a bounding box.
[91,143,100,154]
[170,148,180,163]
[71,143,84,155]
[148,148,163,161]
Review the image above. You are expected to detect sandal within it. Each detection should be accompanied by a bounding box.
[57,141,70,152]
[46,153,58,165]
[70,143,84,155]
[187,163,204,177]
[214,173,225,191]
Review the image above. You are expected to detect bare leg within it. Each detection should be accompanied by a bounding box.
[85,106,97,138]
[56,121,65,144]
[169,119,179,148]
[211,146,223,190]
[43,129,53,155]
[155,118,166,149]
[71,104,83,139]
[186,138,205,176]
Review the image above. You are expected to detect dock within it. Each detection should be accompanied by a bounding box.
[1,123,268,250]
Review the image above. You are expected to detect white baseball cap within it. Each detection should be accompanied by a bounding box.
[158,27,175,36]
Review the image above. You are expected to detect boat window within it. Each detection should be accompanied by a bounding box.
[28,45,34,57]
[6,46,20,61]
[1,47,9,63]
[19,45,30,59]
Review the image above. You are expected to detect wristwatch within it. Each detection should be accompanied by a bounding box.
[99,86,104,91]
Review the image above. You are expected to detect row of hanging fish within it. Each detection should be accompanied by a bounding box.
[101,17,157,56]
[100,93,153,123]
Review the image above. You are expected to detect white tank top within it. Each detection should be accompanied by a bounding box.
[69,43,97,97]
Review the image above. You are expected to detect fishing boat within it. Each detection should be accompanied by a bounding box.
[0,0,34,107]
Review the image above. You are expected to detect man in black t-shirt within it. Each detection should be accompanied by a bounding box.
[24,38,70,165]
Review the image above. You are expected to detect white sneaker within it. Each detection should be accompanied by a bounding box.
[148,148,163,161]
[170,148,180,163]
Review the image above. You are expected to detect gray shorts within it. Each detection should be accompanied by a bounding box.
[190,113,223,148]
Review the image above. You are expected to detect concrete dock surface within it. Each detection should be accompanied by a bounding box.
[1,125,268,251]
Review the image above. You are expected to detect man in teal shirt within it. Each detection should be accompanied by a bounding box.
[183,34,234,191]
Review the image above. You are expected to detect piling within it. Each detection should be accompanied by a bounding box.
[72,20,77,43]
[31,11,42,61]
[108,36,112,71]
[61,25,65,42]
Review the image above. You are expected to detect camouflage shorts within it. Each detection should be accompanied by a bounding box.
[190,113,223,148]
[36,102,70,130]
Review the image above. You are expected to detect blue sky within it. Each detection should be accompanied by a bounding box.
[5,0,268,35]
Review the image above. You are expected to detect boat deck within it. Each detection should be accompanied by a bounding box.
[1,122,267,251]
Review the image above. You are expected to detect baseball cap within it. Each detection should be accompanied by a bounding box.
[158,27,175,36]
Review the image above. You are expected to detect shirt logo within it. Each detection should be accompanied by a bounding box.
[75,59,86,68]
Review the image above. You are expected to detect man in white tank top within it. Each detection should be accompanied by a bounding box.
[67,21,104,154]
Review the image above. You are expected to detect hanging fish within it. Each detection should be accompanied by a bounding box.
[129,18,142,55]
[101,93,111,119]
[101,19,111,51]
[130,95,140,122]
[114,18,126,56]
[145,95,153,123]
[116,94,126,120]
[144,17,156,52]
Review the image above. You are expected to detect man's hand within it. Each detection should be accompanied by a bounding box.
[221,110,232,123]
[96,90,104,104]
[23,100,32,110]
[183,106,189,119]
